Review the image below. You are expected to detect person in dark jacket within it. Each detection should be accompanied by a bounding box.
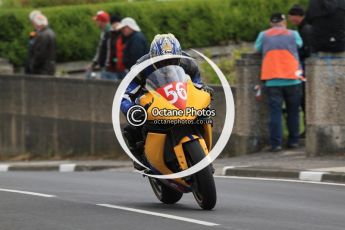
[25,10,40,74]
[288,4,313,138]
[28,13,56,75]
[288,5,313,64]
[117,17,148,70]
[306,0,345,52]
[88,11,111,78]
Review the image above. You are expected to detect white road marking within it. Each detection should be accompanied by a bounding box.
[0,164,9,172]
[59,164,76,172]
[97,204,219,227]
[0,188,56,198]
[299,171,326,182]
[214,175,345,187]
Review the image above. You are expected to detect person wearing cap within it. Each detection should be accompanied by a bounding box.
[27,12,56,75]
[88,11,112,79]
[255,13,303,152]
[288,5,313,64]
[288,4,313,138]
[117,17,148,70]
[105,14,126,81]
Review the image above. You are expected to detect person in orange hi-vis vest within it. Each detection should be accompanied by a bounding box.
[255,13,303,152]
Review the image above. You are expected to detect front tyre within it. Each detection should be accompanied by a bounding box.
[184,140,217,210]
[149,178,183,204]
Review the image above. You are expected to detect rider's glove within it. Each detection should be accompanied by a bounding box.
[201,85,214,97]
[194,83,214,97]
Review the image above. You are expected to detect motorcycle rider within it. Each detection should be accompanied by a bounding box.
[121,33,213,170]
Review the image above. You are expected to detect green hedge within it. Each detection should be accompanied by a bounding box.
[1,0,137,8]
[0,0,307,66]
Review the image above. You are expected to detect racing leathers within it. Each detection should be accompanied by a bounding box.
[120,51,212,170]
[120,51,204,114]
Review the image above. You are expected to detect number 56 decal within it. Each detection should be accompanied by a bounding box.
[157,82,187,109]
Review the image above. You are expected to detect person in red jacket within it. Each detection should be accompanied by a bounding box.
[103,15,127,81]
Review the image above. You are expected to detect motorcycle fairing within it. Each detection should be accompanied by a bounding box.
[139,80,211,121]
[203,123,212,150]
[144,132,190,187]
[144,129,210,185]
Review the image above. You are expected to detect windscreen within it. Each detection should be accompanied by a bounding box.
[145,65,189,91]
[145,65,190,109]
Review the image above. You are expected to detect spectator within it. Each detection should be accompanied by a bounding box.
[117,17,148,70]
[88,11,111,79]
[25,10,41,74]
[27,13,56,75]
[288,4,313,138]
[104,15,126,81]
[306,0,345,52]
[288,5,313,65]
[255,13,303,152]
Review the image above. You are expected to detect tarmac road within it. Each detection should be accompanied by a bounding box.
[0,170,344,230]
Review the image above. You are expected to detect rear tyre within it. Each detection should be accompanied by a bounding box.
[149,178,183,204]
[184,140,217,210]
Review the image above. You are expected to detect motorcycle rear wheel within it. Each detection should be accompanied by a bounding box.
[149,177,183,204]
[184,140,217,210]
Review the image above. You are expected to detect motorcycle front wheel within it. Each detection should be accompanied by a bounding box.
[149,177,183,204]
[184,140,217,210]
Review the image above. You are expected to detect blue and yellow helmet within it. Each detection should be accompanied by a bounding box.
[149,34,182,57]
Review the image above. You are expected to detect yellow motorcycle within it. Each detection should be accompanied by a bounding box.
[137,65,216,210]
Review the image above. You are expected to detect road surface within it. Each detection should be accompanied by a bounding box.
[0,170,344,230]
